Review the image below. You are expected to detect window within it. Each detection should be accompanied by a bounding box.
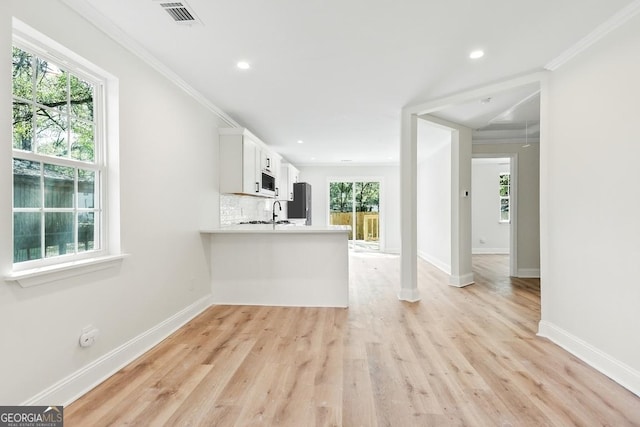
[12,43,104,267]
[499,172,510,223]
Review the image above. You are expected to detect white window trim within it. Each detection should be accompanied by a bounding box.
[6,18,123,287]
[5,254,128,288]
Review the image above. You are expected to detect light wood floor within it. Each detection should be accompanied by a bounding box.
[65,254,640,426]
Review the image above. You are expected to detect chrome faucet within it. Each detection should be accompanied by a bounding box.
[272,200,282,223]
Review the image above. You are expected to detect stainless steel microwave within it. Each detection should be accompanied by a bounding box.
[261,171,276,196]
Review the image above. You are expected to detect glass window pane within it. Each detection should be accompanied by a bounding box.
[14,212,42,263]
[13,159,42,208]
[45,212,74,257]
[69,74,94,121]
[70,118,95,161]
[355,181,379,213]
[35,108,68,157]
[44,164,75,208]
[355,182,380,249]
[330,182,354,239]
[35,58,67,111]
[500,198,510,221]
[13,101,34,151]
[12,47,33,99]
[330,182,353,212]
[78,212,95,253]
[78,169,95,208]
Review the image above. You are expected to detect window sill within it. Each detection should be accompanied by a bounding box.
[5,254,128,288]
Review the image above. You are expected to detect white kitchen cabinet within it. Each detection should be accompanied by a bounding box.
[219,127,290,198]
[280,163,300,201]
[219,129,261,196]
[271,155,282,197]
[260,148,275,174]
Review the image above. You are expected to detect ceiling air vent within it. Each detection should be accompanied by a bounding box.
[154,1,201,25]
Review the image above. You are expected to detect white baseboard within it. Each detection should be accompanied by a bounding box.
[518,268,540,278]
[398,287,421,302]
[472,248,510,255]
[417,250,451,275]
[538,320,640,397]
[449,273,475,288]
[23,295,213,407]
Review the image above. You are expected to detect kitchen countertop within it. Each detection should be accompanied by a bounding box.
[205,223,350,307]
[200,224,351,234]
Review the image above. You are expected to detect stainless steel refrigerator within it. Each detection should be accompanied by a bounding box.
[287,182,312,225]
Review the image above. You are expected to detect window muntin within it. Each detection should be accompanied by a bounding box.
[12,44,103,266]
[499,172,510,223]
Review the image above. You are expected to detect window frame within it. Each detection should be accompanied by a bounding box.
[12,41,106,270]
[499,172,511,223]
[6,20,123,287]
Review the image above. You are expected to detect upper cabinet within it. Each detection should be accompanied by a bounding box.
[260,149,274,174]
[219,128,290,198]
[219,129,260,195]
[271,155,282,198]
[280,162,300,201]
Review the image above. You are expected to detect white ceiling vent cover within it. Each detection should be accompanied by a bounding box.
[154,1,201,25]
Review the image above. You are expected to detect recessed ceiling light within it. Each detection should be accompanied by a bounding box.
[341,159,353,162]
[469,50,484,59]
[297,140,304,144]
[237,61,250,70]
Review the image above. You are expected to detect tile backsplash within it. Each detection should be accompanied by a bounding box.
[220,194,275,225]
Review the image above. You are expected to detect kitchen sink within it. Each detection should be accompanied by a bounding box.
[239,220,291,225]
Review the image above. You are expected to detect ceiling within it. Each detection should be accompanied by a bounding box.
[63,0,633,165]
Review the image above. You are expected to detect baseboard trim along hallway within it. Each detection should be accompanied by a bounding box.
[538,320,640,397]
[22,295,212,406]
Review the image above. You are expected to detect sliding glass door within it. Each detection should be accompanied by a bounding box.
[329,180,380,251]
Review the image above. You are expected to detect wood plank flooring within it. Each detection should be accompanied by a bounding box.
[65,253,640,426]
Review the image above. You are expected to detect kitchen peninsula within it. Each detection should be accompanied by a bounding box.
[200,225,350,307]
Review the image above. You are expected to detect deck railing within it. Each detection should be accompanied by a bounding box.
[329,212,379,241]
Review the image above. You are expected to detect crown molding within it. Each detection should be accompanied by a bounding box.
[545,0,640,71]
[405,71,547,117]
[472,138,539,146]
[60,0,239,128]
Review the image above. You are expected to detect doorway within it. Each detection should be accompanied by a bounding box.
[471,157,515,275]
[329,180,380,251]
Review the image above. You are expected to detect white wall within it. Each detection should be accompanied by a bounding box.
[540,12,640,394]
[472,159,510,254]
[0,0,224,404]
[220,194,274,225]
[417,142,451,273]
[298,165,400,253]
[473,143,540,276]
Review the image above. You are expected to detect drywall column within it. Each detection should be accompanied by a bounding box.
[419,115,473,287]
[449,127,474,286]
[399,110,420,301]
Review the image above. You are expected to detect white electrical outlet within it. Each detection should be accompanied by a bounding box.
[79,325,99,348]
